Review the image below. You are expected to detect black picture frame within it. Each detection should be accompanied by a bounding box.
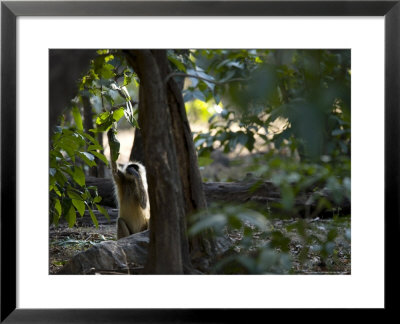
[1,0,398,322]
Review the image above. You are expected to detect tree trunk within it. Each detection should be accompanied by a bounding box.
[129,128,145,164]
[126,50,187,274]
[158,53,217,262]
[124,50,217,272]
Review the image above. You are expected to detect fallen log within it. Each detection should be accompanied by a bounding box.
[86,176,350,218]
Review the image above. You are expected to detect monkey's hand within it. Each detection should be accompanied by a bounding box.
[107,129,113,142]
[107,129,123,180]
[107,129,120,163]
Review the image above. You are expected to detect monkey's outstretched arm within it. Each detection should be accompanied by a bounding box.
[108,129,124,182]
[110,159,124,183]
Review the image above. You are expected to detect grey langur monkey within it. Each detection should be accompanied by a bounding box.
[110,159,150,239]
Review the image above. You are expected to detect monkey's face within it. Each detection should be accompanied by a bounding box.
[125,163,141,180]
[117,161,148,209]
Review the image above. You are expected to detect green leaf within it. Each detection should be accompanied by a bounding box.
[78,152,97,167]
[72,199,85,217]
[237,132,248,146]
[194,138,207,147]
[72,106,83,131]
[280,184,295,211]
[331,129,348,136]
[112,107,125,122]
[236,210,269,230]
[66,206,76,228]
[88,207,99,228]
[245,136,255,152]
[327,228,338,241]
[81,131,100,145]
[127,113,139,128]
[67,189,81,200]
[198,156,213,167]
[97,49,109,55]
[87,144,103,151]
[188,214,227,236]
[91,151,109,166]
[124,74,132,86]
[198,80,208,92]
[192,90,206,102]
[103,93,115,107]
[214,92,221,105]
[96,111,111,125]
[270,231,291,253]
[54,198,62,216]
[72,167,85,186]
[54,170,67,187]
[96,204,110,221]
[100,63,116,79]
[53,185,62,197]
[168,56,187,72]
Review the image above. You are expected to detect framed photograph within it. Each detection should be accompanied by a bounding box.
[1,0,398,321]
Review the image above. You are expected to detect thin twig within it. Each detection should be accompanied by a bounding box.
[109,101,138,112]
[165,72,248,85]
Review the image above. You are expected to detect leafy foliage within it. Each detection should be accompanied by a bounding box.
[49,125,109,227]
[80,50,139,131]
[189,203,291,274]
[187,49,350,161]
[50,50,140,228]
[182,49,351,273]
[247,152,350,214]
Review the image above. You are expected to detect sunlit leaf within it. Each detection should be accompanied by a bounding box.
[72,106,83,131]
[112,107,125,122]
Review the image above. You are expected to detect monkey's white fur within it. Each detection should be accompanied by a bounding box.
[111,161,150,239]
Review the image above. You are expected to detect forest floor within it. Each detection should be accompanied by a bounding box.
[49,216,350,275]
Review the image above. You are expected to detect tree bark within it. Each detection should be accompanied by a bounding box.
[129,128,145,164]
[160,54,217,261]
[125,50,186,274]
[150,51,215,267]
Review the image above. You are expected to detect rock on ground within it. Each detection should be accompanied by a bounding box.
[58,230,150,274]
